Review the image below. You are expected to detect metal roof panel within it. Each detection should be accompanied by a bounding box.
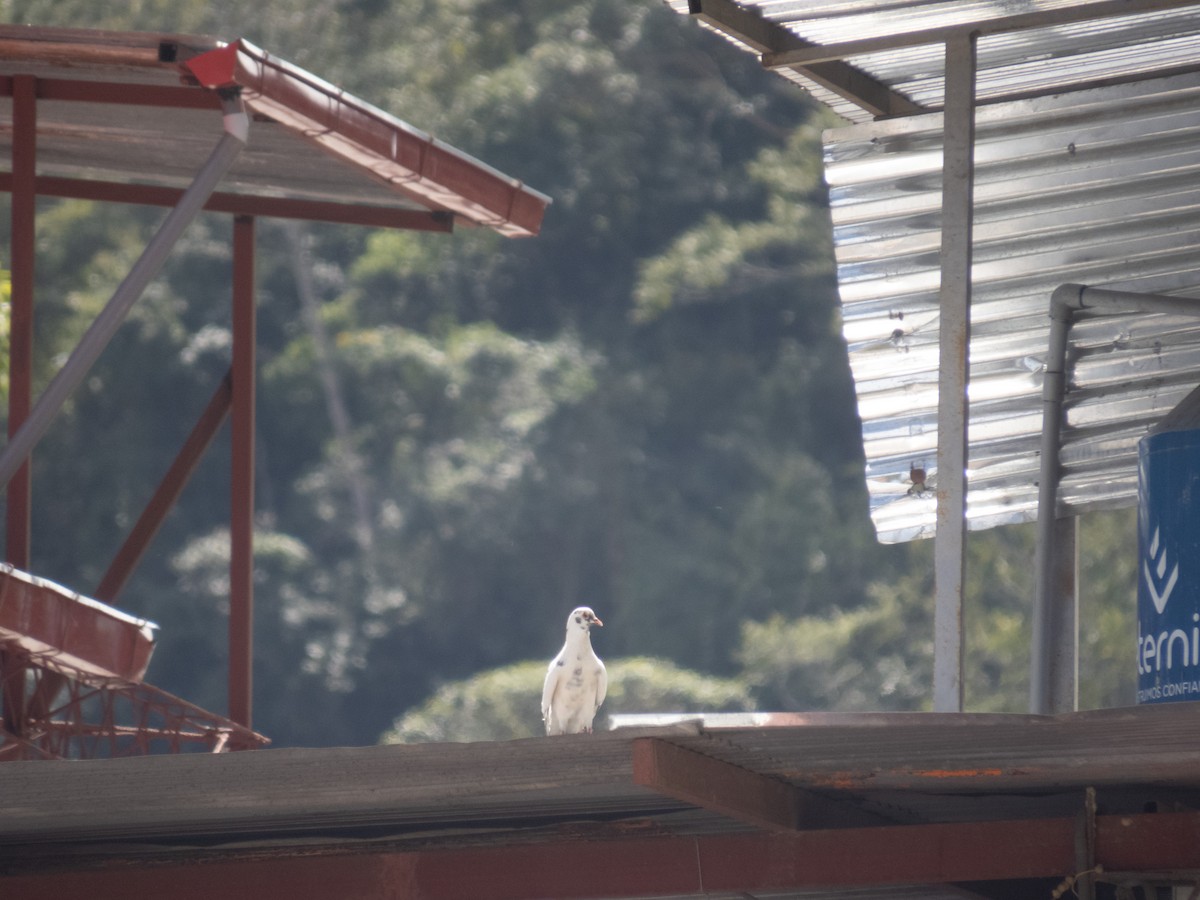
[0,26,549,236]
[824,71,1200,540]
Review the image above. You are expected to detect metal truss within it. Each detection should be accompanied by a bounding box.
[0,646,267,760]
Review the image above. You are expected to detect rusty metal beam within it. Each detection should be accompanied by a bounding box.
[632,735,800,830]
[94,373,232,603]
[8,811,1200,899]
[0,75,221,109]
[6,74,36,571]
[688,0,924,119]
[2,74,37,744]
[0,174,456,232]
[228,215,255,731]
[0,93,249,496]
[632,737,891,830]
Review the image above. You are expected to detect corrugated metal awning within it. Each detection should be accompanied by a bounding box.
[0,26,550,237]
[670,0,1200,124]
[668,0,1200,542]
[828,70,1200,541]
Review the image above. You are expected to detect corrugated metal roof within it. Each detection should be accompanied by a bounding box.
[671,1,1200,124]
[4,706,1200,896]
[827,70,1200,541]
[0,26,550,236]
[668,0,1200,541]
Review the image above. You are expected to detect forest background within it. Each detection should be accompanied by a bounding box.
[0,0,1138,747]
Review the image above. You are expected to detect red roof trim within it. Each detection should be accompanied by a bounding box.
[184,40,549,238]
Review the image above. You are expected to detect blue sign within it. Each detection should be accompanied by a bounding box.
[1137,429,1200,704]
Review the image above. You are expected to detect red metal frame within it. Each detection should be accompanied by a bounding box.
[228,215,255,730]
[2,74,36,745]
[0,173,457,231]
[6,810,1200,898]
[182,40,547,238]
[0,645,266,760]
[7,73,35,570]
[0,28,545,761]
[632,735,801,831]
[94,373,232,602]
[632,736,890,831]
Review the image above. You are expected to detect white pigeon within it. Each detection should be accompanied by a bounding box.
[541,606,607,735]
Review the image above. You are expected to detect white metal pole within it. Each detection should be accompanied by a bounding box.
[932,33,977,713]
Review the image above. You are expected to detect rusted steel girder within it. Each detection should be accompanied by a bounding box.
[4,811,1200,898]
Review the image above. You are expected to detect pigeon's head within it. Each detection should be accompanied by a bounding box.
[568,606,603,632]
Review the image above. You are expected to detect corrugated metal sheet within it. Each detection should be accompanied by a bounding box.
[666,0,1200,542]
[0,26,550,236]
[825,71,1200,541]
[670,1,1200,125]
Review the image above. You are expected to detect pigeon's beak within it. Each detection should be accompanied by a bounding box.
[591,615,603,627]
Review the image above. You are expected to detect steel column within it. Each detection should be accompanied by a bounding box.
[1,74,37,743]
[0,93,249,493]
[6,74,36,569]
[229,215,255,730]
[1031,289,1075,714]
[932,34,976,713]
[1031,284,1200,713]
[1048,516,1079,712]
[94,373,233,602]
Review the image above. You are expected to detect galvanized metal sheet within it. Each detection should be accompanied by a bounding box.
[670,1,1200,124]
[825,71,1200,541]
[0,26,549,236]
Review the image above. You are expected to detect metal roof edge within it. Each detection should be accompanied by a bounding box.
[183,39,551,238]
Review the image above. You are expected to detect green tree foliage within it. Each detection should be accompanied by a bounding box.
[1078,508,1138,708]
[381,656,753,743]
[739,517,1138,714]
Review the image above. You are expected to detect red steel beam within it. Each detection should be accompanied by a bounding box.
[632,737,892,830]
[633,736,800,830]
[94,373,233,603]
[11,811,1200,899]
[228,216,255,731]
[2,74,37,742]
[6,74,36,570]
[0,174,456,232]
[0,75,221,110]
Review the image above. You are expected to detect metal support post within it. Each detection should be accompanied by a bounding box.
[1031,284,1200,713]
[2,74,37,742]
[7,74,36,570]
[0,93,249,493]
[932,34,977,713]
[229,215,256,731]
[95,373,233,602]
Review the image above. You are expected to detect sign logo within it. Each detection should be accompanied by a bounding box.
[1143,526,1179,616]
